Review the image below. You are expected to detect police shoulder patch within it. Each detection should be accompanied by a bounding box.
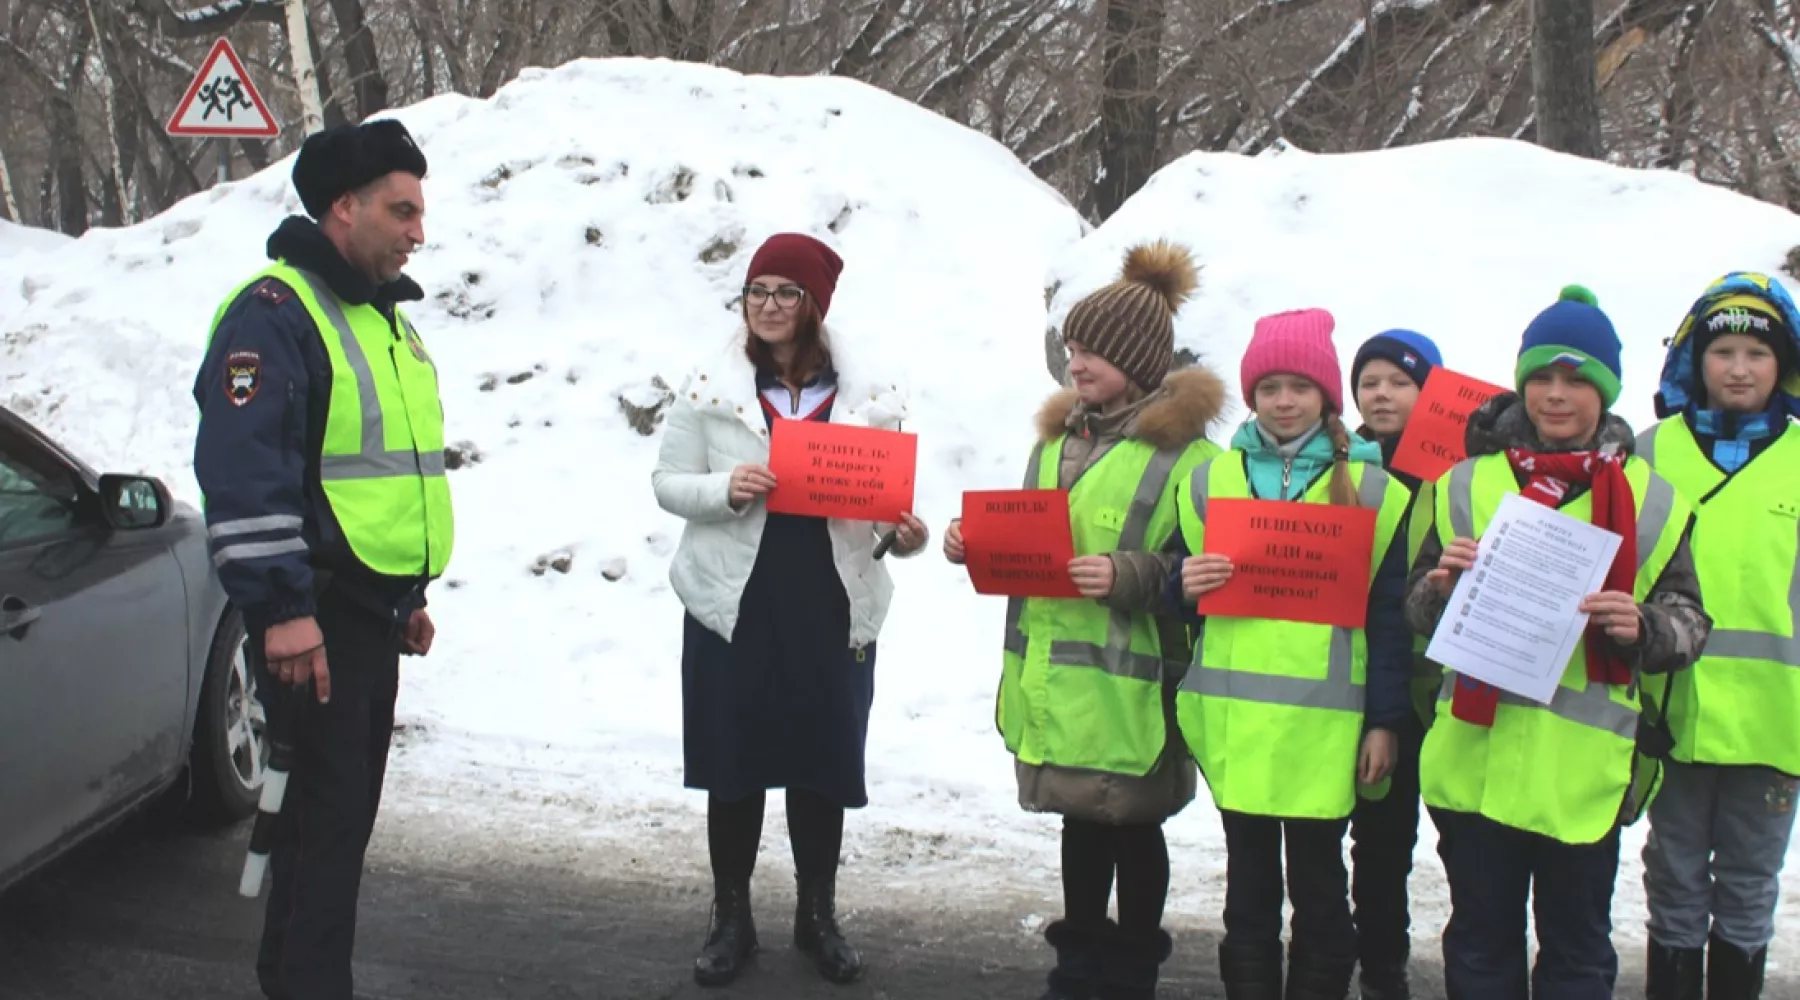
[251,279,293,306]
[225,350,262,407]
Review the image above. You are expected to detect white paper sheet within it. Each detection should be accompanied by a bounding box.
[1424,491,1624,705]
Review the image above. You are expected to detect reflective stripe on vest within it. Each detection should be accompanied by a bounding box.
[1422,452,1687,843]
[1405,479,1445,725]
[995,431,1214,775]
[1178,463,1398,713]
[1436,455,1678,741]
[291,270,448,481]
[1174,455,1410,820]
[208,264,456,579]
[1000,442,1187,682]
[1638,418,1800,772]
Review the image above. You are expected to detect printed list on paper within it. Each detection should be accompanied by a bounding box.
[1424,491,1623,705]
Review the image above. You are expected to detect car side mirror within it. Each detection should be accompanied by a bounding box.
[98,473,171,530]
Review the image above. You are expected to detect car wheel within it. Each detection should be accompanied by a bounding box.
[188,607,266,824]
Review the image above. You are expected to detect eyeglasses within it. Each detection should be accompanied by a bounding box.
[743,284,805,309]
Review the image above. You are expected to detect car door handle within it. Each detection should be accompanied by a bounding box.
[2,595,41,640]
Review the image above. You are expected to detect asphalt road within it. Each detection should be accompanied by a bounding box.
[0,800,1743,1000]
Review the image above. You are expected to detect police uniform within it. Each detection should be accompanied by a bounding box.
[191,120,453,1000]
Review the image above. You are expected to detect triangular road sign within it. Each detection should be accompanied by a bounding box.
[167,37,279,138]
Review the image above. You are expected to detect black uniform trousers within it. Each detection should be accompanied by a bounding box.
[253,588,403,1000]
[1349,714,1426,971]
[1432,808,1622,1000]
[1221,810,1357,962]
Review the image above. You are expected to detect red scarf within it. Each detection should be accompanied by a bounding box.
[1450,449,1638,727]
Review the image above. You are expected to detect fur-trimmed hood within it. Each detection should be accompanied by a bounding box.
[1035,366,1228,450]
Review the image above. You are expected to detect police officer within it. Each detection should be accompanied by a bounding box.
[192,119,454,1000]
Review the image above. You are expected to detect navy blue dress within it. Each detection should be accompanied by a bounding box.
[680,380,879,808]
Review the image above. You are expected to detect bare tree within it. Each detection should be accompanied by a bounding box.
[1532,0,1602,156]
[1094,0,1166,219]
[1,0,1798,234]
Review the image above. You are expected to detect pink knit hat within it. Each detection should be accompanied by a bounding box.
[1240,308,1345,414]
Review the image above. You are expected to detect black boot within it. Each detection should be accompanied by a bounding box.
[1040,919,1105,1000]
[1646,939,1703,1000]
[794,874,863,984]
[1706,933,1766,1000]
[693,879,758,987]
[1286,947,1355,1000]
[1095,923,1173,1000]
[1219,941,1285,1000]
[1356,961,1411,1000]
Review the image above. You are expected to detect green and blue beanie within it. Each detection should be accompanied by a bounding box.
[1515,285,1623,409]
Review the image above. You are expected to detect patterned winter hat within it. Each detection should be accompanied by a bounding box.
[1656,271,1800,418]
[1062,240,1200,391]
[1515,285,1623,409]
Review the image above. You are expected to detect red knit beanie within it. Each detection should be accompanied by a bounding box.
[746,233,844,319]
[1240,308,1345,414]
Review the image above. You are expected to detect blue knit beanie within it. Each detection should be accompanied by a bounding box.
[1352,329,1443,390]
[1516,285,1623,408]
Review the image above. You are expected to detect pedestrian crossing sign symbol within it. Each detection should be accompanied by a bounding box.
[166,37,279,138]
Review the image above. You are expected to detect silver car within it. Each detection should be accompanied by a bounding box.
[0,405,265,892]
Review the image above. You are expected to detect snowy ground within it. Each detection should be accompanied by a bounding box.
[2,58,1797,972]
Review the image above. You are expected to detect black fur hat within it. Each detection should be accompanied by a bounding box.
[291,119,428,220]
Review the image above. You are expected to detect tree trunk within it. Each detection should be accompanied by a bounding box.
[50,98,88,235]
[1094,0,1165,219]
[412,5,437,99]
[284,0,327,133]
[1652,2,1710,169]
[325,0,390,117]
[305,4,352,128]
[84,0,131,224]
[1531,0,1602,157]
[0,146,20,223]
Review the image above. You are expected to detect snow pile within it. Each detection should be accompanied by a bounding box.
[0,219,71,323]
[0,58,1084,486]
[1048,138,1800,436]
[0,55,1091,882]
[0,218,70,259]
[3,62,1797,964]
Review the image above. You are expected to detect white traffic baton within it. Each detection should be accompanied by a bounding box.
[239,679,299,898]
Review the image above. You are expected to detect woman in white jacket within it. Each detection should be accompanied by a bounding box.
[652,232,929,989]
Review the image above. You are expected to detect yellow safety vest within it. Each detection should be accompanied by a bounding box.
[997,434,1219,775]
[207,263,455,580]
[1173,455,1410,820]
[1405,479,1443,727]
[1637,418,1800,775]
[1420,452,1688,844]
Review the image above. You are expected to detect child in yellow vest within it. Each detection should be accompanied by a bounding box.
[944,242,1225,1000]
[1638,272,1800,1000]
[1406,285,1710,1000]
[1170,308,1415,1000]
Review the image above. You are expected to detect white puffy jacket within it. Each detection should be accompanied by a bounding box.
[651,329,917,646]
